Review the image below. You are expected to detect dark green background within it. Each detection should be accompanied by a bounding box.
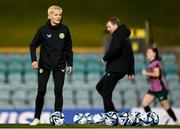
[0,0,179,47]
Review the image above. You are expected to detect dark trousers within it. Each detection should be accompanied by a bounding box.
[34,68,65,119]
[96,72,125,113]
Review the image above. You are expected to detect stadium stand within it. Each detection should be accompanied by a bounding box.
[0,84,12,109]
[0,53,179,109]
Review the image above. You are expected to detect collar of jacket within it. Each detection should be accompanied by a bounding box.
[149,59,160,64]
[112,24,131,37]
[46,19,62,29]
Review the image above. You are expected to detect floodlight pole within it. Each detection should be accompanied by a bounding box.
[145,19,150,46]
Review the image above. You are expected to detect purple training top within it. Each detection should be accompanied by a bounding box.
[147,60,168,92]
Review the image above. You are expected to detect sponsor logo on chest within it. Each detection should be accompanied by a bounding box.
[46,34,52,38]
[46,32,65,39]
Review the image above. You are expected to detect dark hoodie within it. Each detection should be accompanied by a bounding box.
[29,20,73,70]
[103,24,134,75]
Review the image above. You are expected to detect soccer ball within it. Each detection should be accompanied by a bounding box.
[118,112,136,126]
[149,112,159,126]
[130,112,142,126]
[104,111,118,126]
[84,113,93,124]
[73,113,87,124]
[93,113,105,124]
[139,112,159,126]
[49,111,65,126]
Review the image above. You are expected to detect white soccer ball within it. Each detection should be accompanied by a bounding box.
[148,112,159,126]
[139,112,159,126]
[93,113,105,124]
[84,113,93,124]
[49,111,65,126]
[104,111,118,126]
[73,113,87,124]
[130,112,142,126]
[118,112,136,126]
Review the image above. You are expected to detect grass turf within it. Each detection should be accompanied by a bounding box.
[0,124,180,128]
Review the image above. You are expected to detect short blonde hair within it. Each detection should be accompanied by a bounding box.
[47,5,63,19]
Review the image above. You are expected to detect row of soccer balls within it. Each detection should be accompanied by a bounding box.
[49,111,159,126]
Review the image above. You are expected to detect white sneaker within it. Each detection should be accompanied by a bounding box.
[29,118,40,125]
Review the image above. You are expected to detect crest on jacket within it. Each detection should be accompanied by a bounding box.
[59,33,65,39]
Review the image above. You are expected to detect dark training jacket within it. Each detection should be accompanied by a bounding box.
[103,24,134,75]
[30,20,73,70]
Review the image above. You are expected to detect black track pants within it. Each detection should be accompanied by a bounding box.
[96,72,125,113]
[34,68,65,119]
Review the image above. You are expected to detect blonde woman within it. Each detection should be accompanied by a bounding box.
[29,5,73,125]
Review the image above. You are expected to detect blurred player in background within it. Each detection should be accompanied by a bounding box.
[96,17,135,113]
[29,5,73,125]
[141,47,178,124]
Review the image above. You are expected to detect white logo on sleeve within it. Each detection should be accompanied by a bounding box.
[107,73,111,76]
